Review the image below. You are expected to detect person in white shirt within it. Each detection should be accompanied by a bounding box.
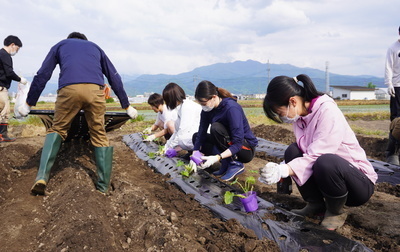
[385,26,400,165]
[143,93,177,141]
[162,82,201,152]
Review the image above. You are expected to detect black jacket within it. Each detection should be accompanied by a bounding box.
[0,48,21,89]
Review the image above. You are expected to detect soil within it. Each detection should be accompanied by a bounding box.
[1,120,399,252]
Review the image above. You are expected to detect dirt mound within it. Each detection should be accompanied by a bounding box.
[0,123,399,251]
[0,133,277,252]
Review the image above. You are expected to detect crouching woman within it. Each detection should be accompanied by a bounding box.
[259,74,378,230]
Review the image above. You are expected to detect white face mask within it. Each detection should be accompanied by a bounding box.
[9,45,18,56]
[201,97,215,112]
[281,104,300,123]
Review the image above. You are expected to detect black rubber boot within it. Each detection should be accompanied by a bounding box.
[292,201,326,217]
[0,123,16,142]
[95,146,114,193]
[321,193,348,230]
[386,133,400,165]
[31,133,63,195]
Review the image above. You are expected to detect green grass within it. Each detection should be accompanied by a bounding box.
[350,126,387,136]
[8,116,43,126]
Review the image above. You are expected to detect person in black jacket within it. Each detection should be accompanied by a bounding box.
[0,35,27,142]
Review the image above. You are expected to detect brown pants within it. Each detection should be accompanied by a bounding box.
[49,84,109,147]
[0,87,10,123]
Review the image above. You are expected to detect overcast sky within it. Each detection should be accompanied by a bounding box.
[1,0,399,79]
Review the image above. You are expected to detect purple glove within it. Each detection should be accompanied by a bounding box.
[165,148,177,158]
[190,151,204,165]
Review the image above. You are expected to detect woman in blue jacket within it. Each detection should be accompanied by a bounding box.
[192,80,258,181]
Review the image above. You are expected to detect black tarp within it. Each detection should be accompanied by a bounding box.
[123,133,373,252]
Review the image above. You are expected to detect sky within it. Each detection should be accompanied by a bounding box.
[1,0,399,79]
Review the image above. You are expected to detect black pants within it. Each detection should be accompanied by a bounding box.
[192,122,255,163]
[286,143,374,206]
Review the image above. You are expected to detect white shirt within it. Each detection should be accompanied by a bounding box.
[165,99,201,150]
[155,104,178,129]
[385,39,400,87]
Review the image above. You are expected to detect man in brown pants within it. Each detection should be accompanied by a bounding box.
[18,32,137,195]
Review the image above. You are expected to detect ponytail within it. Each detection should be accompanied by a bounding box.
[195,80,236,101]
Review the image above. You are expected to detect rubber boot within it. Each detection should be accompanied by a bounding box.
[292,201,326,217]
[213,158,229,176]
[386,133,400,165]
[31,133,63,195]
[95,146,113,193]
[321,193,348,230]
[0,123,16,142]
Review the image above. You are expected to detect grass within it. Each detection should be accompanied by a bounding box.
[350,126,387,136]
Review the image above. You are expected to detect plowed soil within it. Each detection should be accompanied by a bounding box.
[1,120,399,252]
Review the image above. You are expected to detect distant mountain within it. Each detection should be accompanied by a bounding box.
[123,60,384,96]
[8,61,384,97]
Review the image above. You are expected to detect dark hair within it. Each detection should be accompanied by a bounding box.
[194,80,236,101]
[4,35,22,47]
[67,32,88,40]
[147,93,164,107]
[163,82,186,110]
[263,74,324,123]
[398,26,400,33]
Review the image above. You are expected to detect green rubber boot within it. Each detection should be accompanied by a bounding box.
[31,133,63,195]
[95,146,114,193]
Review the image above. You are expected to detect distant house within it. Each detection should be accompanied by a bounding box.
[331,86,376,100]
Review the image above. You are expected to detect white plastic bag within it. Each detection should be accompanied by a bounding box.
[14,81,31,119]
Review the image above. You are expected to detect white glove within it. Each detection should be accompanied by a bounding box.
[18,102,31,117]
[143,134,156,142]
[19,77,28,85]
[189,160,198,173]
[259,162,290,185]
[126,106,138,119]
[200,155,220,169]
[143,127,152,134]
[388,84,395,97]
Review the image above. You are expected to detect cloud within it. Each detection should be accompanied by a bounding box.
[1,0,399,79]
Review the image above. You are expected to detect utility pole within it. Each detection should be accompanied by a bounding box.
[325,61,330,94]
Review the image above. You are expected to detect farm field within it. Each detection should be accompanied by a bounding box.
[1,99,398,251]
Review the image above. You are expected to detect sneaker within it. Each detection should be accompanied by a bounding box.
[212,159,229,176]
[221,161,244,181]
[31,179,47,195]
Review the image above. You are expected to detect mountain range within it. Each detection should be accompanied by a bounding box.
[10,60,385,96]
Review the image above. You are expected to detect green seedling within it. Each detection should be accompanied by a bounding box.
[224,174,256,204]
[180,164,194,177]
[156,145,165,155]
[148,152,157,159]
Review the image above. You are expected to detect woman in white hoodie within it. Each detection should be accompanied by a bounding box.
[162,82,202,152]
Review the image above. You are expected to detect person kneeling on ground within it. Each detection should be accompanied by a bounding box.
[142,93,177,142]
[259,74,378,231]
[191,80,258,181]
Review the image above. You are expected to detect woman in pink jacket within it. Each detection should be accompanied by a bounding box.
[259,74,378,231]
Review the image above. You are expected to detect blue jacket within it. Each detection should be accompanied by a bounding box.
[27,38,129,108]
[194,97,258,155]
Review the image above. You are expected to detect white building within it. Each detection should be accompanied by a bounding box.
[331,86,376,100]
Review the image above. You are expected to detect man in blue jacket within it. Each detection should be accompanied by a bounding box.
[0,35,28,142]
[18,32,137,195]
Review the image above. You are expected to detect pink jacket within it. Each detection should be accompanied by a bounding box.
[288,95,378,186]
